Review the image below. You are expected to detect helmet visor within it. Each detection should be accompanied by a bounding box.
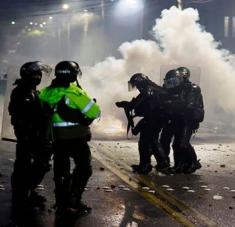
[163,77,182,89]
[128,81,137,92]
[30,62,52,77]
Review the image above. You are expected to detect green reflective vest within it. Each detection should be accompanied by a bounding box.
[39,83,101,139]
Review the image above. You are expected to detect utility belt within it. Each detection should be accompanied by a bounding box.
[52,121,90,140]
[53,122,79,127]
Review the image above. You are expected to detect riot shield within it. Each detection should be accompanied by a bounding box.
[1,64,52,142]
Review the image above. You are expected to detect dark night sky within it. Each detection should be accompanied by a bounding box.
[1,0,234,64]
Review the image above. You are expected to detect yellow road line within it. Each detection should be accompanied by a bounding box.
[92,148,196,227]
[138,175,218,227]
[91,143,218,227]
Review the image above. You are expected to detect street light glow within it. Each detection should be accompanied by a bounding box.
[62,4,70,10]
[115,0,144,17]
[29,22,33,25]
[119,0,142,8]
[49,16,53,20]
[11,21,16,25]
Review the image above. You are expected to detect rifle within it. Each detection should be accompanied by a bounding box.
[116,80,171,138]
[115,101,134,139]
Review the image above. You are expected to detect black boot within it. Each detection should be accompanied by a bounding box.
[184,160,202,174]
[75,201,92,213]
[155,161,170,172]
[29,190,46,207]
[131,164,141,172]
[137,164,152,174]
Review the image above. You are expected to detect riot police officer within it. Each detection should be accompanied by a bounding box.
[161,67,204,174]
[40,61,101,216]
[116,73,169,174]
[9,61,52,216]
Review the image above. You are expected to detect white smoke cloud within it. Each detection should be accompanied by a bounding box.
[3,6,235,139]
[154,7,235,113]
[81,6,235,137]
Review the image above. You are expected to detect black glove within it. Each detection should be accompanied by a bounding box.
[115,101,130,108]
[131,119,146,135]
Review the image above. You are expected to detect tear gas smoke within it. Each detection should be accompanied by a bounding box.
[83,6,235,138]
[2,6,235,139]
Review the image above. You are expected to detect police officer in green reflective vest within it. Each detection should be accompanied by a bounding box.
[40,61,101,216]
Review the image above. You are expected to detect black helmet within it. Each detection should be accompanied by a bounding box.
[176,67,190,80]
[163,69,183,89]
[128,73,149,91]
[19,61,51,86]
[20,61,42,79]
[55,61,82,83]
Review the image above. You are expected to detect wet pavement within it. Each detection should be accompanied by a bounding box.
[0,141,180,227]
[0,139,234,226]
[91,140,235,227]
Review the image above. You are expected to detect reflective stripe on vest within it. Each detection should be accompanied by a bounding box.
[65,97,95,115]
[81,99,95,114]
[53,122,80,127]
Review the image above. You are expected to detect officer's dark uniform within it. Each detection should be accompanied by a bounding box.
[8,62,51,211]
[160,122,174,165]
[116,73,169,174]
[161,71,204,173]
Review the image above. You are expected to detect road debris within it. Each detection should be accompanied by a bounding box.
[201,185,208,188]
[223,187,230,190]
[142,187,150,191]
[0,185,5,191]
[166,188,174,191]
[122,187,131,191]
[36,184,44,190]
[182,186,190,190]
[213,195,223,200]
[204,188,212,191]
[118,185,126,189]
[102,186,111,190]
[162,185,170,188]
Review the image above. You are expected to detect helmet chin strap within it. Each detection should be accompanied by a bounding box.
[75,79,82,89]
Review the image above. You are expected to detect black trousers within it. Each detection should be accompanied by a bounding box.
[53,137,92,209]
[160,123,174,164]
[138,123,168,168]
[11,140,51,205]
[172,124,197,167]
[160,121,197,168]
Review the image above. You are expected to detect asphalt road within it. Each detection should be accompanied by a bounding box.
[0,139,234,227]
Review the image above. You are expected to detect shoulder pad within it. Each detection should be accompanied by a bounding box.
[191,83,201,91]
